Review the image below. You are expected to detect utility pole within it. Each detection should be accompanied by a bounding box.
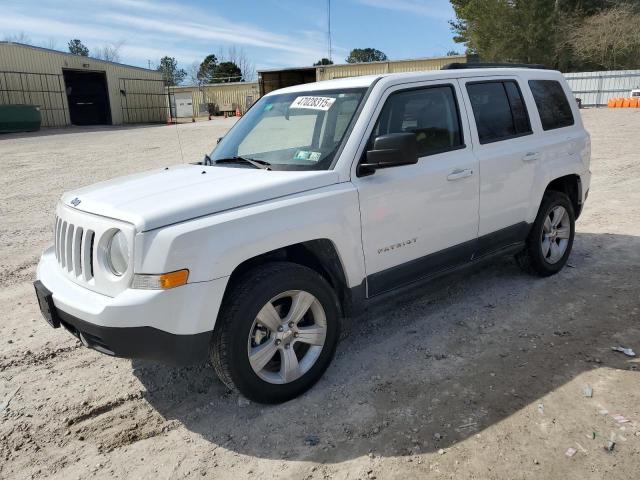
[327,0,332,62]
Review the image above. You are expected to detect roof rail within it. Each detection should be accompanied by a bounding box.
[442,62,549,70]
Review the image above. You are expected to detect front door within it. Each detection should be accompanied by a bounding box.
[354,80,479,296]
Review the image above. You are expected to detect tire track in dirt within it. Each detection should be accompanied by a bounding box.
[0,256,39,289]
[63,393,179,453]
[0,344,82,372]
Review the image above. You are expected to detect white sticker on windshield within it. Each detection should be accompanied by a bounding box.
[290,96,336,111]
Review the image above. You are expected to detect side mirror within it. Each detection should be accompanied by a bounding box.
[216,137,223,144]
[358,133,418,176]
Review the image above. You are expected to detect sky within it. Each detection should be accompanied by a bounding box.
[1,0,459,77]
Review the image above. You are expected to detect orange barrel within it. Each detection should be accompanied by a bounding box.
[608,98,616,108]
[622,98,631,108]
[615,98,624,108]
[630,98,639,108]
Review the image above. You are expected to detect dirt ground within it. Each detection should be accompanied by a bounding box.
[1,110,639,480]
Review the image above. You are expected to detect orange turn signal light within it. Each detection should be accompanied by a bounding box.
[159,269,189,289]
[132,269,189,290]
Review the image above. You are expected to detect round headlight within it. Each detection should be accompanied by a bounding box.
[106,230,129,276]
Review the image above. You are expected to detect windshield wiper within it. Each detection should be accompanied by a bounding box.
[214,156,271,170]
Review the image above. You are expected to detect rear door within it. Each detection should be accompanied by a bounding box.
[459,76,539,253]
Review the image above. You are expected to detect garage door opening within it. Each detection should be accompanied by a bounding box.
[63,70,111,125]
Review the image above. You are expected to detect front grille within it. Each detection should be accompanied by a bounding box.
[54,216,95,281]
[53,203,134,297]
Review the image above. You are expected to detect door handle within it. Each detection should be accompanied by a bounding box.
[447,168,474,181]
[522,151,540,162]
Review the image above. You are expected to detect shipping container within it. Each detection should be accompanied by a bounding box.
[257,55,471,95]
[169,82,260,117]
[316,55,468,80]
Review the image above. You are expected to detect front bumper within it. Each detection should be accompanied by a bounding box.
[36,246,228,365]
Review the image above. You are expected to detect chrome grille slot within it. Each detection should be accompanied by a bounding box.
[53,217,60,261]
[82,230,95,281]
[73,227,83,276]
[65,224,74,272]
[60,221,68,268]
[55,217,62,262]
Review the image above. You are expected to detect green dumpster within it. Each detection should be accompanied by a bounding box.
[0,104,42,133]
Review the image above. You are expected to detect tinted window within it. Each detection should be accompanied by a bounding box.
[529,80,574,130]
[371,85,463,157]
[504,81,531,134]
[467,81,532,144]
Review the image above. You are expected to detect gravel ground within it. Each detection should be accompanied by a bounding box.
[1,110,639,480]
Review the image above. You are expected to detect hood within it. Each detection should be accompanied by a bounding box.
[61,164,340,231]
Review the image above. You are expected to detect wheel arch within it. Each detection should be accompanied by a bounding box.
[544,174,583,218]
[221,239,358,319]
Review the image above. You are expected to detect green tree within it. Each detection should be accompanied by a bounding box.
[450,0,556,64]
[449,0,640,70]
[68,39,89,56]
[197,54,218,83]
[212,61,243,83]
[313,58,334,66]
[345,48,388,63]
[156,56,186,86]
[568,4,640,70]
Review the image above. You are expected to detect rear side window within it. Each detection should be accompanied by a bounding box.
[371,85,464,157]
[466,80,532,144]
[528,80,574,130]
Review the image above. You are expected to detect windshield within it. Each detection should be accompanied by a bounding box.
[211,88,367,170]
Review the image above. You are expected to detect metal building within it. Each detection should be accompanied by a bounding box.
[564,69,640,107]
[258,54,473,95]
[169,82,261,118]
[0,42,166,127]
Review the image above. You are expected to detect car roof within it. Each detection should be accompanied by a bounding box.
[268,68,560,96]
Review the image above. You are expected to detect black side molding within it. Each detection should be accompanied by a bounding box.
[366,222,531,298]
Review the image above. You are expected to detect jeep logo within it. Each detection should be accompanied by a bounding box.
[70,197,81,207]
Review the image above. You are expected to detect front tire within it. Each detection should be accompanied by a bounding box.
[210,262,341,404]
[516,191,575,277]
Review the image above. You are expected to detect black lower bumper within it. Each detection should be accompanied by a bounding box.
[34,281,212,365]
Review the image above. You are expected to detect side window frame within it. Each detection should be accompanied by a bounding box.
[464,78,534,145]
[365,82,467,160]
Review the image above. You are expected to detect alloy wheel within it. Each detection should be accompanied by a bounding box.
[540,205,571,264]
[247,290,327,384]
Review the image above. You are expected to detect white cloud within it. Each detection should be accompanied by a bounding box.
[354,0,453,20]
[100,13,320,57]
[1,0,329,70]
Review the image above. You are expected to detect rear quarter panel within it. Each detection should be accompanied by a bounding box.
[520,71,591,222]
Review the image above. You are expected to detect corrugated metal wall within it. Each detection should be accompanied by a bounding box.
[564,70,640,106]
[0,42,164,126]
[0,70,68,127]
[316,55,468,81]
[170,82,260,117]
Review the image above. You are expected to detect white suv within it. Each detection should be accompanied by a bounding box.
[35,66,591,403]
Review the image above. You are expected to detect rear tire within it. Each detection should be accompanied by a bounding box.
[516,191,575,277]
[210,262,341,404]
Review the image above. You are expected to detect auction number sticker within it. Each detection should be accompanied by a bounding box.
[290,96,336,111]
